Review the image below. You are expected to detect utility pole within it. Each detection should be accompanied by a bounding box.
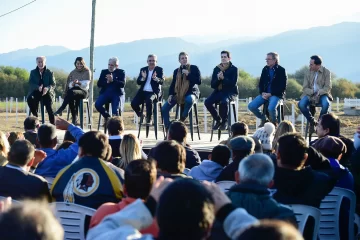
[89,0,96,121]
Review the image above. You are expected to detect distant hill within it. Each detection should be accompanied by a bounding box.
[0,22,359,82]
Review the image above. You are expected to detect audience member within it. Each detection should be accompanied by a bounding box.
[351,129,360,214]
[0,200,64,240]
[220,121,249,147]
[216,136,255,182]
[90,160,159,236]
[228,154,296,225]
[250,136,263,154]
[253,122,275,153]
[0,132,9,166]
[0,140,50,201]
[23,116,40,147]
[117,134,142,169]
[87,177,257,240]
[51,131,124,209]
[166,120,201,168]
[63,130,76,142]
[56,141,74,151]
[35,117,84,178]
[273,133,336,208]
[237,220,303,240]
[189,145,231,181]
[272,120,295,151]
[7,132,24,146]
[107,116,124,158]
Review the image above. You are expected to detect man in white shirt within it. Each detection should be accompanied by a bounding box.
[131,54,165,124]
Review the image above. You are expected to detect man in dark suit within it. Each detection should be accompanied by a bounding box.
[0,140,50,202]
[95,57,126,121]
[248,52,288,126]
[205,50,238,130]
[131,54,165,124]
[161,52,201,129]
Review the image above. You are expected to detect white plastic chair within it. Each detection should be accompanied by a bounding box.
[290,204,321,240]
[45,177,55,190]
[216,181,236,192]
[51,202,96,240]
[319,187,356,240]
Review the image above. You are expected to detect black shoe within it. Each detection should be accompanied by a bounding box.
[220,121,228,131]
[53,110,63,116]
[258,118,269,128]
[310,119,317,134]
[212,120,222,130]
[180,116,186,122]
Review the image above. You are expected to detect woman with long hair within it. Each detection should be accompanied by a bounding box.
[272,120,296,151]
[0,131,10,166]
[118,134,142,169]
[54,57,91,124]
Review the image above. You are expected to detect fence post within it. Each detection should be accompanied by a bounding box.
[301,114,304,136]
[291,104,295,125]
[203,97,207,134]
[6,97,8,121]
[336,97,339,112]
[9,97,13,114]
[248,97,252,113]
[16,98,18,125]
[23,96,26,113]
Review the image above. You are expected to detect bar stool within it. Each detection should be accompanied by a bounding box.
[174,102,201,141]
[262,99,284,124]
[66,99,92,129]
[137,98,166,140]
[97,103,122,134]
[210,100,237,142]
[304,104,320,145]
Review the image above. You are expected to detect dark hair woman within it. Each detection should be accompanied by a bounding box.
[54,57,91,124]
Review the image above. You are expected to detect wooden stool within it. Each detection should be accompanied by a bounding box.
[174,102,201,141]
[210,100,237,142]
[66,99,92,129]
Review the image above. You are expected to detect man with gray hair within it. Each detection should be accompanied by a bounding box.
[227,154,296,225]
[248,52,287,126]
[95,57,126,121]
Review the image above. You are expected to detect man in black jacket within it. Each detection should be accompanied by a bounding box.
[205,51,238,130]
[248,52,287,126]
[131,54,165,124]
[95,57,126,121]
[161,52,201,129]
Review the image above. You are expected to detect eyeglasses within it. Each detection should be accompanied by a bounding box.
[148,60,156,62]
[108,64,115,66]
[265,58,274,61]
[221,56,228,58]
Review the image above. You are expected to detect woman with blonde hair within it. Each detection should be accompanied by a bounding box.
[272,120,296,150]
[0,131,10,166]
[118,134,142,169]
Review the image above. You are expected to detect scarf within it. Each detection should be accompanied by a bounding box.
[174,64,191,104]
[216,62,230,90]
[64,67,91,97]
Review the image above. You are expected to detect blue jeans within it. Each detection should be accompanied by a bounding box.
[162,94,196,128]
[95,91,122,118]
[248,95,280,122]
[298,95,330,122]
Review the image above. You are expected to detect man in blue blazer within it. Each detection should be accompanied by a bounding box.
[95,57,126,121]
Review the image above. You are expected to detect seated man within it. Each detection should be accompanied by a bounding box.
[0,140,50,202]
[189,145,230,181]
[87,177,258,240]
[35,117,84,178]
[205,50,238,131]
[227,154,296,225]
[162,52,201,129]
[273,133,336,208]
[23,116,40,148]
[298,55,332,130]
[248,52,287,126]
[95,57,126,122]
[51,131,124,209]
[216,136,255,182]
[90,160,159,236]
[220,121,249,147]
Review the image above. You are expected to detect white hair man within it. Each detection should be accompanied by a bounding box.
[227,153,296,225]
[95,57,126,122]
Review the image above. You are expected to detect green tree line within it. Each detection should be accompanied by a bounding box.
[1,65,360,100]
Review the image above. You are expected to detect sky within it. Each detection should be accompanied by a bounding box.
[0,0,359,54]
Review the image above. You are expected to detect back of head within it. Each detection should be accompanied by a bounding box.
[319,113,340,137]
[253,122,275,151]
[8,132,24,146]
[273,120,296,150]
[56,141,73,151]
[8,140,35,166]
[107,116,124,136]
[237,220,303,240]
[238,154,274,186]
[150,140,186,174]
[0,131,10,156]
[211,145,231,167]
[231,122,249,137]
[119,134,142,168]
[0,201,64,240]
[278,133,307,169]
[168,120,187,143]
[78,131,109,159]
[250,136,263,154]
[312,135,347,159]
[230,136,255,160]
[37,124,57,148]
[24,116,39,131]
[125,160,157,199]
[157,178,214,240]
[63,130,76,142]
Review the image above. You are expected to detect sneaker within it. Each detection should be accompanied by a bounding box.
[220,121,228,131]
[212,120,222,130]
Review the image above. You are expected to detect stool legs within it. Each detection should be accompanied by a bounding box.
[189,108,194,141]
[194,103,201,140]
[79,100,84,129]
[159,102,166,139]
[137,103,145,139]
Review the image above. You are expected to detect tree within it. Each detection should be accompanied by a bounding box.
[285,78,302,99]
[332,78,359,98]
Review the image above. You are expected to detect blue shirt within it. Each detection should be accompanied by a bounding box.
[267,67,275,93]
[35,124,84,178]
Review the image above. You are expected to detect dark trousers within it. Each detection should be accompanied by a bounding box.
[95,91,122,118]
[58,87,87,120]
[205,91,233,122]
[131,91,157,119]
[27,90,55,124]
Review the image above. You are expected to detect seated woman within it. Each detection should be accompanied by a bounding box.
[54,57,91,124]
[113,134,142,169]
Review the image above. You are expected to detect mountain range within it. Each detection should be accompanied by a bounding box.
[0,22,359,82]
